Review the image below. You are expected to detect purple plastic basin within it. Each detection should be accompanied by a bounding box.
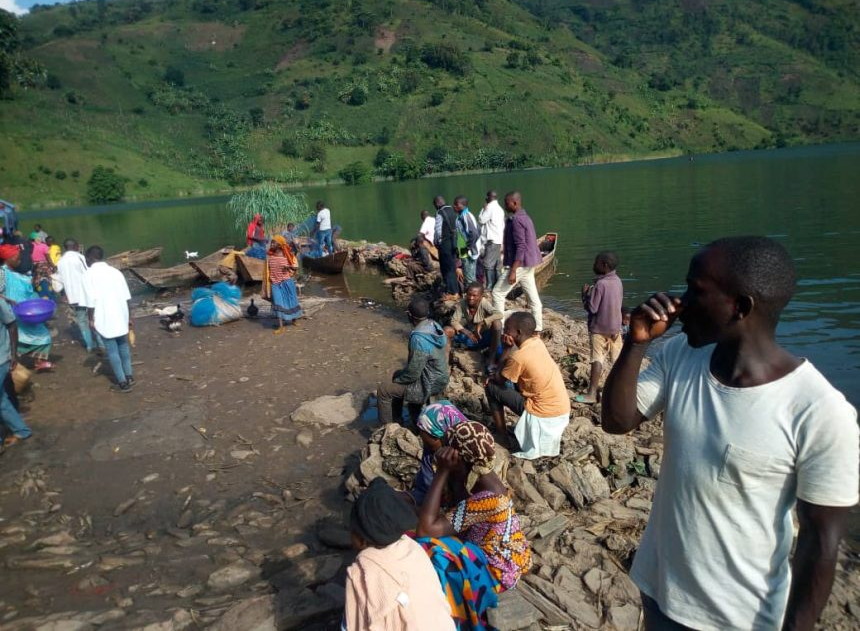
[13,299,56,325]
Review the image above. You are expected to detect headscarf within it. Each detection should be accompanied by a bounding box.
[445,421,496,492]
[417,400,468,439]
[350,478,417,547]
[246,214,264,246]
[0,244,20,261]
[269,235,294,258]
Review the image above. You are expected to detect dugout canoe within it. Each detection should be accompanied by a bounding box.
[302,249,349,275]
[506,232,558,299]
[235,253,265,284]
[107,247,163,270]
[129,248,231,290]
[189,247,237,282]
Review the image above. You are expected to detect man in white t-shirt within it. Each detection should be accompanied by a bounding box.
[602,236,858,631]
[57,238,104,354]
[82,245,135,393]
[314,200,334,256]
[418,210,435,245]
[478,190,504,290]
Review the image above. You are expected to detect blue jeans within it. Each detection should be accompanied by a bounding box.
[316,229,333,255]
[73,305,103,351]
[461,257,477,285]
[104,334,133,384]
[0,361,31,438]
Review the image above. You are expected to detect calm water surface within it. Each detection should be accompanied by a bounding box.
[30,144,860,405]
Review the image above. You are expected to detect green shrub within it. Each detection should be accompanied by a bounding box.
[303,142,326,163]
[420,42,471,76]
[45,74,62,90]
[87,166,126,203]
[138,178,149,187]
[249,106,264,127]
[280,138,301,158]
[373,147,391,168]
[347,85,367,106]
[54,170,67,180]
[163,65,185,87]
[429,91,444,106]
[338,161,371,185]
[71,170,80,178]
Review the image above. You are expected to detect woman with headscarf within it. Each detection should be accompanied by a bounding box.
[264,235,302,332]
[0,245,54,371]
[245,214,267,259]
[345,478,455,631]
[417,421,531,592]
[410,400,468,506]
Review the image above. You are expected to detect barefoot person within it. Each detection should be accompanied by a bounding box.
[577,250,623,403]
[264,236,302,331]
[491,192,543,331]
[444,282,502,369]
[484,312,569,458]
[601,236,858,631]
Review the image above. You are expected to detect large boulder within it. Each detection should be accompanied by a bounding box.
[291,394,360,427]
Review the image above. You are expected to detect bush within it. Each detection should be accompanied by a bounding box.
[86,166,126,203]
[249,106,264,127]
[303,142,326,163]
[45,74,62,90]
[65,90,81,104]
[373,147,391,168]
[429,91,444,106]
[338,161,371,185]
[294,91,311,110]
[163,65,185,87]
[280,138,301,158]
[71,170,80,178]
[54,170,67,180]
[347,85,367,106]
[420,43,471,76]
[138,178,149,187]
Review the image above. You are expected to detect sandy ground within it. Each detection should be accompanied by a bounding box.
[0,285,409,628]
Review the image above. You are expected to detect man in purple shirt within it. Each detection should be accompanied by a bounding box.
[577,250,623,403]
[491,191,544,331]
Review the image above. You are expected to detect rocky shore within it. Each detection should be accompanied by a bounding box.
[0,257,857,630]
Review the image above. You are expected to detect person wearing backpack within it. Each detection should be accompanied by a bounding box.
[454,196,481,286]
[432,195,460,298]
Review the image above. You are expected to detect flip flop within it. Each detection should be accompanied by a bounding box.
[574,395,597,404]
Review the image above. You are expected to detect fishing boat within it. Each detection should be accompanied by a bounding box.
[235,253,265,284]
[189,247,236,282]
[302,250,349,274]
[129,248,230,290]
[107,247,163,270]
[507,232,558,299]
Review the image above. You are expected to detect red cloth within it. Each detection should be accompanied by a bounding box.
[246,214,264,247]
[0,244,20,261]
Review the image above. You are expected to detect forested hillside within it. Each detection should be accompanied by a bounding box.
[1,0,857,206]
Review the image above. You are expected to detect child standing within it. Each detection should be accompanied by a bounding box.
[577,251,623,403]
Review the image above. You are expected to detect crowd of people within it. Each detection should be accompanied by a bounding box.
[0,195,856,631]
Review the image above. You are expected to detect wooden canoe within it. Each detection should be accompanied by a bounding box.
[189,247,236,282]
[235,253,265,284]
[108,247,163,270]
[507,232,558,299]
[302,249,349,274]
[129,248,231,290]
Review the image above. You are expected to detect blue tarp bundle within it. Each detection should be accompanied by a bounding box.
[190,282,243,327]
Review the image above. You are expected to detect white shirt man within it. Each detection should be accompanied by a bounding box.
[479,197,504,246]
[419,214,436,245]
[57,248,88,307]
[316,206,332,231]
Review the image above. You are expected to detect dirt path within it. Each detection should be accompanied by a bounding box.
[0,293,409,628]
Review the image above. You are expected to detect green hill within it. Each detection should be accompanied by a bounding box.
[1,0,857,207]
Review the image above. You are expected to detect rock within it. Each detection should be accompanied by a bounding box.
[177,510,194,529]
[576,463,611,503]
[207,560,258,591]
[113,496,138,516]
[282,543,308,559]
[294,555,343,586]
[230,449,256,460]
[7,556,79,570]
[608,603,640,630]
[358,454,402,488]
[315,582,346,607]
[317,527,352,550]
[277,587,342,629]
[536,514,569,539]
[552,567,601,629]
[626,497,652,511]
[507,466,549,508]
[31,531,75,549]
[30,621,94,631]
[98,554,146,572]
[88,609,126,625]
[291,393,360,426]
[208,595,276,631]
[548,462,585,509]
[534,475,566,511]
[295,430,314,448]
[582,567,606,594]
[487,588,542,631]
[176,585,204,599]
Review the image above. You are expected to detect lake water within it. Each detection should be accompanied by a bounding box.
[29,143,860,405]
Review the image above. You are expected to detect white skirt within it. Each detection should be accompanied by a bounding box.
[512,410,569,460]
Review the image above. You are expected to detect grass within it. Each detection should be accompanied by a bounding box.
[1,0,857,207]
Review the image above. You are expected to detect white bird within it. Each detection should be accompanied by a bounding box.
[185,250,199,260]
[154,305,180,317]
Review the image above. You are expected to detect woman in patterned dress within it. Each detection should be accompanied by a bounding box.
[264,236,302,332]
[417,420,532,592]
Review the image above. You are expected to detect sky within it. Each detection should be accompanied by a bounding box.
[2,0,76,15]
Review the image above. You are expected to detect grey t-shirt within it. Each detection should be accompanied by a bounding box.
[0,298,15,363]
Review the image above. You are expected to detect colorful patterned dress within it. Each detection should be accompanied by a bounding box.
[446,491,531,591]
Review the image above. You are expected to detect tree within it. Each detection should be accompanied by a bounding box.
[86,166,126,203]
[338,161,371,185]
[248,106,264,127]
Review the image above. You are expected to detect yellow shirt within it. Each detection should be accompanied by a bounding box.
[502,336,571,417]
[48,244,62,266]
